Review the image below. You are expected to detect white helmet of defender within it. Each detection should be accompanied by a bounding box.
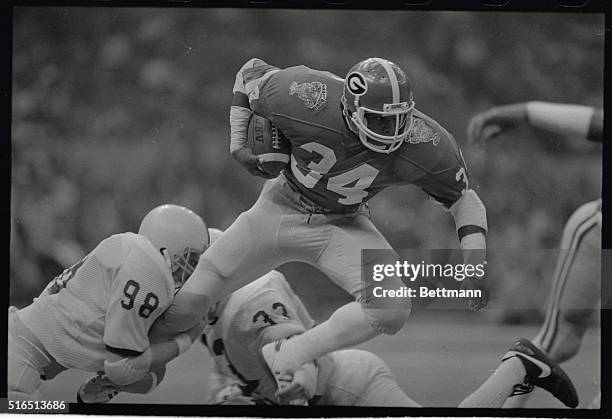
[138,204,209,289]
[208,228,224,246]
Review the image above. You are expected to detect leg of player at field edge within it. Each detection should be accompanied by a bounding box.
[7,308,48,400]
[460,338,578,408]
[323,341,577,408]
[502,200,601,408]
[319,342,576,408]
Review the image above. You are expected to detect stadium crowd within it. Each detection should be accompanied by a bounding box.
[11,9,602,322]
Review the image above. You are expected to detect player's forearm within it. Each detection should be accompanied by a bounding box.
[149,291,209,341]
[229,99,252,154]
[147,336,189,370]
[230,57,275,154]
[104,334,192,386]
[120,367,166,394]
[526,102,597,140]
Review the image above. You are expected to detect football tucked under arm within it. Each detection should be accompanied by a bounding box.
[229,58,285,179]
[246,114,291,177]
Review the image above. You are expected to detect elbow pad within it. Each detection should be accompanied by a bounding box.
[104,348,152,386]
[449,189,488,235]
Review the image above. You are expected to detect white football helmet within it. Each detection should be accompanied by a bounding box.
[341,57,415,154]
[208,228,224,246]
[138,204,209,289]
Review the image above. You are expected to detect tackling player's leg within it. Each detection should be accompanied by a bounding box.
[315,349,420,407]
[7,307,62,400]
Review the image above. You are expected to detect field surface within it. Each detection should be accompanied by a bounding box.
[39,310,600,410]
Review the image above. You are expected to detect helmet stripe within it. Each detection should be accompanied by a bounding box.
[375,58,399,104]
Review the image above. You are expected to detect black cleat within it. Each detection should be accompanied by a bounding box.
[502,338,578,408]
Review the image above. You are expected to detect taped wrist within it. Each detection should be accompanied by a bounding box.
[174,333,192,355]
[229,106,253,153]
[459,232,486,250]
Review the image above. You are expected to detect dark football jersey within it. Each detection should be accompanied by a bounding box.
[242,63,468,212]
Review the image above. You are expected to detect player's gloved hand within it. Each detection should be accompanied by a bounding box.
[275,361,317,405]
[77,372,122,403]
[461,276,489,311]
[231,147,276,179]
[466,103,528,146]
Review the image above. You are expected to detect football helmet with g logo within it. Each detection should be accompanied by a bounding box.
[341,58,415,154]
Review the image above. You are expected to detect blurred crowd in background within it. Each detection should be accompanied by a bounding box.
[11,8,603,321]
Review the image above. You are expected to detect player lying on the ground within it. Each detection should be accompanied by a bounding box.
[467,101,602,408]
[82,239,577,407]
[149,57,489,397]
[8,204,208,401]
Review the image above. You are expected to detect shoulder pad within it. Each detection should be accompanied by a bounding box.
[398,110,462,174]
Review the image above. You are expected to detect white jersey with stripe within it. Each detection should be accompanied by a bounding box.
[202,270,314,401]
[17,232,174,372]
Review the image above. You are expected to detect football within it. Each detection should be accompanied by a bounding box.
[247,114,291,177]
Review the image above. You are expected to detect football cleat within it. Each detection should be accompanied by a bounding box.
[259,339,307,405]
[76,373,121,403]
[502,338,578,408]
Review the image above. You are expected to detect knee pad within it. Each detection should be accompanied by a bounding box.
[363,302,412,335]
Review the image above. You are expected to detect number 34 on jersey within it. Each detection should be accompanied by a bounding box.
[290,142,380,206]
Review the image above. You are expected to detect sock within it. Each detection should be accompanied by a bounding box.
[499,337,543,408]
[281,302,380,366]
[458,356,527,408]
[502,391,531,408]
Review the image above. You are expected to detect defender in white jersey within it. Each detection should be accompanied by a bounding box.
[8,204,209,401]
[200,260,577,407]
[467,102,602,408]
[81,229,578,407]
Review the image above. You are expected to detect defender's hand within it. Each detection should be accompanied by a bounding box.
[461,276,489,311]
[231,147,276,179]
[77,372,121,403]
[275,362,317,405]
[467,104,528,146]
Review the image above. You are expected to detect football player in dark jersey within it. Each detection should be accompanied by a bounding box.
[468,102,602,408]
[151,57,498,395]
